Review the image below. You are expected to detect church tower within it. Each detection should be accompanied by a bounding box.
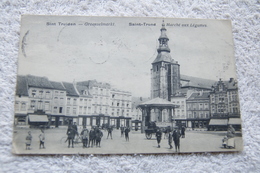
[151,21,181,101]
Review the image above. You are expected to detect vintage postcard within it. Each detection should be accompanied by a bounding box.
[12,15,243,154]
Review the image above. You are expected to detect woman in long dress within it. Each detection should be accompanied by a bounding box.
[227,125,236,148]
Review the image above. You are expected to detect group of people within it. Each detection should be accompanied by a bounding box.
[25,129,45,150]
[66,123,131,148]
[67,123,104,148]
[155,126,186,152]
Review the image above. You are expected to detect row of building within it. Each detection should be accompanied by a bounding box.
[15,75,132,129]
[132,77,241,131]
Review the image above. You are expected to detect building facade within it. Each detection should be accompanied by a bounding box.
[209,78,240,130]
[14,75,132,128]
[186,91,210,130]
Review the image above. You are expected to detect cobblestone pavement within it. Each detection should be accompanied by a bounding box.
[12,127,243,155]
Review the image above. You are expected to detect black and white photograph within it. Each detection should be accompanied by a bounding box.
[12,15,243,154]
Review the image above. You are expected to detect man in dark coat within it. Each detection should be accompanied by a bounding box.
[181,126,186,138]
[155,128,162,148]
[80,126,89,148]
[120,125,125,137]
[67,125,76,148]
[95,129,103,147]
[107,126,113,139]
[89,126,96,147]
[72,122,78,136]
[124,127,130,142]
[172,129,181,152]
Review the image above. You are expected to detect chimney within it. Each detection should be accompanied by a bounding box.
[229,78,234,83]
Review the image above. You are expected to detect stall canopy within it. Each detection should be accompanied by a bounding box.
[28,114,48,122]
[228,118,241,125]
[209,119,228,126]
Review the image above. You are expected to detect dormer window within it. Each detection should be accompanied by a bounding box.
[31,90,36,97]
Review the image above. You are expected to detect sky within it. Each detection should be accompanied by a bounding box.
[18,16,237,97]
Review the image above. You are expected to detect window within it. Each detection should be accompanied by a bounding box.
[66,107,70,114]
[31,90,36,97]
[67,98,71,105]
[79,106,83,114]
[44,102,50,110]
[60,98,64,104]
[39,91,43,98]
[15,102,19,110]
[21,102,26,111]
[55,91,59,96]
[46,91,50,99]
[73,98,77,105]
[30,100,36,109]
[73,108,76,115]
[84,107,87,114]
[38,101,43,109]
[59,107,63,113]
[54,107,58,113]
[54,97,58,104]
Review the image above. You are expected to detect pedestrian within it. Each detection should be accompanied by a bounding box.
[95,129,103,147]
[226,125,236,149]
[39,129,45,149]
[67,125,76,148]
[81,126,89,148]
[172,129,181,152]
[72,122,78,136]
[107,126,113,139]
[120,125,125,137]
[89,126,96,147]
[181,126,186,138]
[124,127,130,142]
[222,136,228,148]
[25,131,32,150]
[155,128,162,148]
[168,131,173,149]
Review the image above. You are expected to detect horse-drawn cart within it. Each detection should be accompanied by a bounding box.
[144,121,158,139]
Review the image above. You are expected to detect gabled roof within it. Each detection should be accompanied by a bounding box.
[50,81,66,90]
[187,92,210,100]
[212,79,238,90]
[77,80,111,88]
[76,84,92,97]
[16,75,29,96]
[62,82,79,97]
[26,75,54,89]
[180,75,215,89]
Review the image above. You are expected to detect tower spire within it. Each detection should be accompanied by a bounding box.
[157,20,170,53]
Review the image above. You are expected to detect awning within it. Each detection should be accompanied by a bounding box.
[28,114,48,122]
[228,118,241,125]
[209,119,228,125]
